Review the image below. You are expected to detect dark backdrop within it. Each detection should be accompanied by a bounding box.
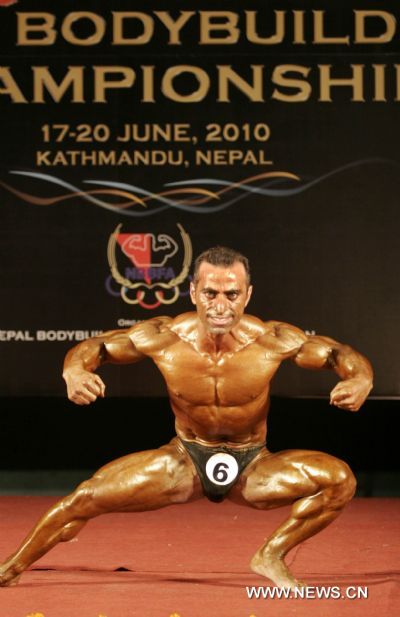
[0,1,399,477]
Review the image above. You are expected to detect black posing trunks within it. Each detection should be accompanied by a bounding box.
[180,438,265,503]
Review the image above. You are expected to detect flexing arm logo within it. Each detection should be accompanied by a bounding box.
[106,224,192,309]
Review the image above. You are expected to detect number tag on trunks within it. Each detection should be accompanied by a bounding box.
[205,453,239,486]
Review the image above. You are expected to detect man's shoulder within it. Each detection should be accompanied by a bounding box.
[126,316,177,354]
[170,311,198,332]
[241,315,305,336]
[247,317,307,355]
[264,319,307,339]
[127,313,196,354]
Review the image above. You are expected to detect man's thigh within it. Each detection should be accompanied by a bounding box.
[228,449,353,508]
[77,437,203,514]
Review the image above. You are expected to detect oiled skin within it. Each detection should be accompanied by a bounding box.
[0,262,373,588]
[140,313,275,444]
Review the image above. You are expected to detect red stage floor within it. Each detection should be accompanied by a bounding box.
[0,497,398,617]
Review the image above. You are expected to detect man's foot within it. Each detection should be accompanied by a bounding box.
[250,549,305,590]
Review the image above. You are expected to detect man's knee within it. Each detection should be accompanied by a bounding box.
[63,479,101,517]
[327,458,356,505]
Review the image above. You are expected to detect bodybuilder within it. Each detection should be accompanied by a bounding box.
[0,246,373,589]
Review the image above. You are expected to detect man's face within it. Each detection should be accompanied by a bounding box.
[190,261,253,335]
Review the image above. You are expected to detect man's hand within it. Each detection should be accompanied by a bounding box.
[330,377,372,412]
[63,369,106,405]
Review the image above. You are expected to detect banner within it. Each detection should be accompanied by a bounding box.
[1,0,399,397]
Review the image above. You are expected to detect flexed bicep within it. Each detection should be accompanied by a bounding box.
[262,323,338,369]
[293,334,373,411]
[293,335,338,370]
[101,329,146,364]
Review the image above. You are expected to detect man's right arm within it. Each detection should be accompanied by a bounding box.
[62,328,145,406]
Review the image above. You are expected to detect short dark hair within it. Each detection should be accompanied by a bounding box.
[193,246,251,286]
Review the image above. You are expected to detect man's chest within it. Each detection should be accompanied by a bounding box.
[152,341,280,404]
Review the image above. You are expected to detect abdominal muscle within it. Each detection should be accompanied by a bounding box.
[170,395,269,447]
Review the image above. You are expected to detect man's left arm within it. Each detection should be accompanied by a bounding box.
[293,334,373,411]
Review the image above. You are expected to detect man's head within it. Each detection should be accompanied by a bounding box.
[192,246,251,288]
[190,246,253,335]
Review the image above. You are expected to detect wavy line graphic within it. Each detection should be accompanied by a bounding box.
[1,158,397,217]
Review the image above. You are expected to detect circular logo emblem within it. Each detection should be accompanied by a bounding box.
[205,453,239,486]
